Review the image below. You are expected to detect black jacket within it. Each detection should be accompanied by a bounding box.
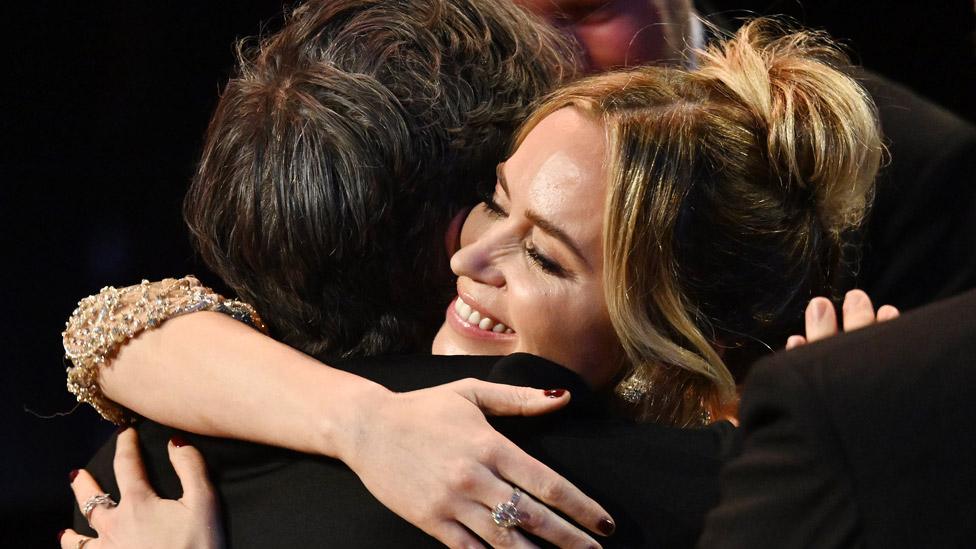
[76,353,734,548]
[699,289,976,548]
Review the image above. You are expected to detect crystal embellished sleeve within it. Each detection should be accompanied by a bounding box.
[62,275,267,424]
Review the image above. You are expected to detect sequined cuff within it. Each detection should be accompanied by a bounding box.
[62,276,267,424]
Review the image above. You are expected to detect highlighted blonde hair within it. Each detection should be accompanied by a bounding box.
[516,19,882,425]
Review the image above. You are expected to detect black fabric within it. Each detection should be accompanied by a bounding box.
[699,289,976,548]
[76,353,734,548]
[853,71,976,310]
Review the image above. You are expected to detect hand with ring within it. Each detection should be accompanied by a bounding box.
[60,428,223,549]
[341,379,614,548]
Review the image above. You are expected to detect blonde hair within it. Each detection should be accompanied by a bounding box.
[515,19,882,425]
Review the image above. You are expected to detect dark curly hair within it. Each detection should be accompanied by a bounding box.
[184,0,576,358]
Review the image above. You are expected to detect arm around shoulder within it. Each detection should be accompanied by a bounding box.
[62,276,389,456]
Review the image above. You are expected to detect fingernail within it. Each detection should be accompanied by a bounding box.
[68,469,79,483]
[813,300,829,320]
[845,291,864,307]
[115,425,128,435]
[544,389,566,398]
[57,529,66,542]
[598,517,615,536]
[170,436,189,448]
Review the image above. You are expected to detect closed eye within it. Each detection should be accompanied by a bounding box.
[481,193,508,219]
[524,241,569,278]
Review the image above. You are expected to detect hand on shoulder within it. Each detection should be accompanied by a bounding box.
[785,289,900,349]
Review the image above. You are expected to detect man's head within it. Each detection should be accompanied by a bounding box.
[516,0,693,71]
[185,0,575,358]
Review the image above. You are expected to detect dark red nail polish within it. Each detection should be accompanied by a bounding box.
[170,436,189,448]
[544,389,566,398]
[57,529,66,542]
[68,469,79,482]
[115,425,128,435]
[598,518,615,536]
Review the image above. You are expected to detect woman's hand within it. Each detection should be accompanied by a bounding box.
[60,428,223,549]
[339,379,614,549]
[785,289,900,349]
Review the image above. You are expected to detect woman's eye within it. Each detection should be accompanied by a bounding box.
[524,241,567,277]
[481,195,507,219]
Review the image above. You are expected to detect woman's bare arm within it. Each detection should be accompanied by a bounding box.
[101,311,382,457]
[65,280,616,546]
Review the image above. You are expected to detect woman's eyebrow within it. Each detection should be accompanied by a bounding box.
[525,209,590,269]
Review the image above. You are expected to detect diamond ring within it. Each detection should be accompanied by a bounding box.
[82,493,118,528]
[491,488,522,528]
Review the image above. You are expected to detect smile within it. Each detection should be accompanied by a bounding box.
[455,296,514,333]
[446,296,516,340]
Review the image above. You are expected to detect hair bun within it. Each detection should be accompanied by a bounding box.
[695,19,883,236]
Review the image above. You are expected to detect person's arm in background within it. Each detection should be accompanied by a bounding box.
[696,352,861,549]
[854,71,976,309]
[64,278,614,547]
[700,291,976,548]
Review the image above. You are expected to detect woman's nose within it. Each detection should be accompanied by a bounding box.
[450,226,507,288]
[458,205,493,249]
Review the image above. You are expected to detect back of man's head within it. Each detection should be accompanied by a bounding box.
[185,0,575,358]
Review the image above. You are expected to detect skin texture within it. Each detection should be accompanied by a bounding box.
[433,107,624,388]
[517,0,674,71]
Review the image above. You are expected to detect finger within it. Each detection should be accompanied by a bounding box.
[456,501,537,549]
[427,520,487,549]
[785,335,807,350]
[805,297,837,342]
[60,529,98,549]
[167,436,217,509]
[114,427,153,499]
[454,379,570,417]
[877,304,900,322]
[450,463,601,548]
[502,490,601,549]
[842,290,876,332]
[494,441,614,538]
[70,469,115,531]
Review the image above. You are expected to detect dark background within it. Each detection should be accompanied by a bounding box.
[5,1,974,545]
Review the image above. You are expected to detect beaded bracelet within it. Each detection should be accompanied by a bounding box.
[62,276,266,424]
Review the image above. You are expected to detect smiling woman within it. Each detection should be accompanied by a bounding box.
[432,108,624,390]
[61,17,882,547]
[439,19,882,425]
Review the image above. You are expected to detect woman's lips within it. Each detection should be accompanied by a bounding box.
[445,296,516,341]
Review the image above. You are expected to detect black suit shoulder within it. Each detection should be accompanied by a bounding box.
[701,290,976,548]
[851,71,976,309]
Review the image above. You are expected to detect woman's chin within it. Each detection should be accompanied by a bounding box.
[431,324,457,355]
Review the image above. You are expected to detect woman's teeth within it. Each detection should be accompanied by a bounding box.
[455,297,514,334]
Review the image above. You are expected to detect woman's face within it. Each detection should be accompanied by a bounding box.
[432,107,623,387]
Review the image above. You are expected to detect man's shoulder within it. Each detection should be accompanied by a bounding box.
[718,290,976,547]
[747,289,976,407]
[325,353,498,392]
